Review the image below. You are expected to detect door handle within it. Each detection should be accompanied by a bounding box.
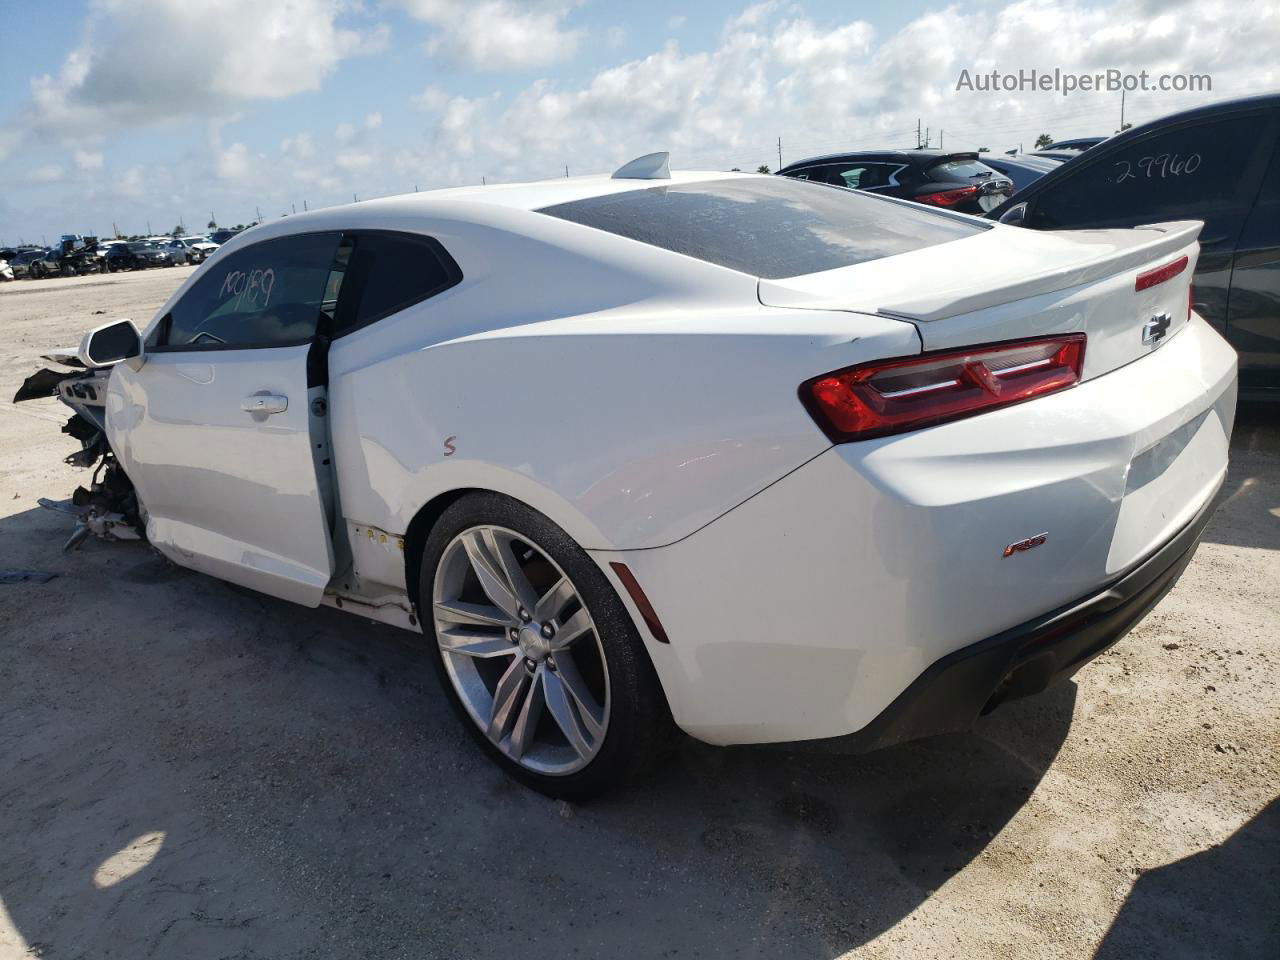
[241,394,288,415]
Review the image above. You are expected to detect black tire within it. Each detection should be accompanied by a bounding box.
[419,492,674,799]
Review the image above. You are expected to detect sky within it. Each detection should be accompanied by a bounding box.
[1,0,1277,245]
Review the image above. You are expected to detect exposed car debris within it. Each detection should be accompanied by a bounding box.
[13,351,144,552]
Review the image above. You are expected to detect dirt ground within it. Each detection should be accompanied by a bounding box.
[1,268,1277,960]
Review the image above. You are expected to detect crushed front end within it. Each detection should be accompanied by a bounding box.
[13,352,144,551]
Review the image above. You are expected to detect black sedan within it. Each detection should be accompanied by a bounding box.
[777,150,1014,214]
[980,155,1061,192]
[105,241,174,271]
[988,93,1280,398]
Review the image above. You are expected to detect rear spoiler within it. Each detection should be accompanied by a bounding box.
[759,220,1204,323]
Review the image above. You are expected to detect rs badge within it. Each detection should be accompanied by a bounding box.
[1004,532,1048,558]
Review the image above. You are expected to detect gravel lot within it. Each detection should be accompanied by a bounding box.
[1,268,1277,959]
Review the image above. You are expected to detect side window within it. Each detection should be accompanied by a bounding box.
[1028,115,1268,232]
[157,232,342,350]
[331,231,462,337]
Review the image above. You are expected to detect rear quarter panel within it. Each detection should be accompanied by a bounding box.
[327,304,920,572]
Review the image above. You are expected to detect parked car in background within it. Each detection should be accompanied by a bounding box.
[0,259,12,282]
[208,229,241,245]
[777,150,1014,214]
[1044,136,1107,154]
[20,160,1235,797]
[1025,150,1079,164]
[979,154,1061,192]
[28,248,64,278]
[989,92,1280,398]
[105,241,173,271]
[167,236,219,263]
[7,249,44,278]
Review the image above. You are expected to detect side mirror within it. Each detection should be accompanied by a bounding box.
[998,202,1028,227]
[78,318,144,371]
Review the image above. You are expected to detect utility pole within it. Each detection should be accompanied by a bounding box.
[354,193,358,203]
[939,129,944,150]
[146,220,152,235]
[916,118,922,148]
[255,205,262,223]
[291,203,296,215]
[777,136,782,169]
[211,211,216,227]
[565,165,569,178]
[1120,88,1126,130]
[303,200,308,211]
[924,127,929,148]
[481,176,486,186]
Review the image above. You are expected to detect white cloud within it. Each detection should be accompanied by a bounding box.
[215,142,251,180]
[413,85,452,111]
[365,111,383,130]
[1,0,387,155]
[335,150,376,171]
[29,165,65,184]
[73,149,104,170]
[668,15,687,30]
[605,26,626,48]
[398,0,584,70]
[395,0,1280,184]
[281,133,316,159]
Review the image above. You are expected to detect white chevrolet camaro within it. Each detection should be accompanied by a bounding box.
[23,154,1236,797]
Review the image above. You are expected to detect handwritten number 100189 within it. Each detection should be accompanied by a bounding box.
[1112,153,1201,184]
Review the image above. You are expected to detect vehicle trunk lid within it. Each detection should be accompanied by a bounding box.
[759,219,1202,381]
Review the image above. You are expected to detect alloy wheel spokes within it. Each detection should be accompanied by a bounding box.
[488,657,531,742]
[461,528,539,622]
[434,523,612,776]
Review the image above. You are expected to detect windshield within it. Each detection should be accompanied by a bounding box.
[537,177,985,279]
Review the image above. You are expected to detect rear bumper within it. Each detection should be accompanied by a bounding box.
[600,316,1237,746]
[778,491,1217,754]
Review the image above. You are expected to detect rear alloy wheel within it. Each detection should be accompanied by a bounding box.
[422,493,671,798]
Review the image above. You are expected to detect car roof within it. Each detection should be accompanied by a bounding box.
[987,93,1280,219]
[207,169,769,251]
[389,168,752,213]
[777,149,983,172]
[986,155,1061,172]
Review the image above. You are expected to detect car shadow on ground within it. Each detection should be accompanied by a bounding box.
[0,501,1076,958]
[1093,798,1280,959]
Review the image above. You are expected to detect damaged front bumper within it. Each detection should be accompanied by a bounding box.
[14,353,145,551]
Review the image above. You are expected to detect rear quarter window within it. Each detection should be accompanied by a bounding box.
[330,231,462,337]
[538,177,985,279]
[929,158,1000,182]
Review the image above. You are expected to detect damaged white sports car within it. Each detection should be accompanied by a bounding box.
[20,154,1236,797]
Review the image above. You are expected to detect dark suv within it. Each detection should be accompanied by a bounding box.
[777,150,1014,214]
[988,93,1280,398]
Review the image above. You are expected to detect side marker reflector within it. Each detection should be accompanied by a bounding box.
[609,562,670,644]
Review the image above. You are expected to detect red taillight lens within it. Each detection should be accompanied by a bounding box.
[800,335,1086,442]
[917,185,978,207]
[1135,255,1188,291]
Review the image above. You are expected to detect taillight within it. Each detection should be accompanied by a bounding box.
[800,334,1086,442]
[1135,255,1188,291]
[917,185,978,207]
